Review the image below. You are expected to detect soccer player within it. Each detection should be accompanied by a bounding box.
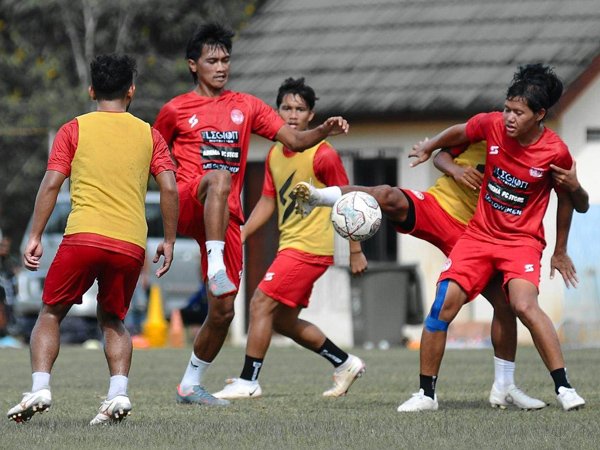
[153,23,349,406]
[7,54,178,424]
[394,63,586,411]
[293,136,587,410]
[212,78,367,400]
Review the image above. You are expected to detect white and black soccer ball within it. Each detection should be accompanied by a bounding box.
[331,191,382,241]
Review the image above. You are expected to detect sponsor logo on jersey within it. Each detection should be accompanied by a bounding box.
[410,190,425,200]
[489,145,499,155]
[492,166,529,189]
[188,114,199,128]
[201,130,239,144]
[264,272,275,281]
[529,167,544,178]
[484,193,523,216]
[524,263,535,273]
[486,180,529,207]
[231,109,244,125]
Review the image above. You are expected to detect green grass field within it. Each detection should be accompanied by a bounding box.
[1,344,598,449]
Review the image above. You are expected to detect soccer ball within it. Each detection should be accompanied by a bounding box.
[331,191,382,241]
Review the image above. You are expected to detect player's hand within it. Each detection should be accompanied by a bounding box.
[350,251,368,276]
[408,138,433,168]
[23,238,43,271]
[454,166,484,191]
[550,252,578,288]
[321,116,349,136]
[154,241,174,278]
[550,161,580,192]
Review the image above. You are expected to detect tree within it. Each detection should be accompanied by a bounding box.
[0,0,264,247]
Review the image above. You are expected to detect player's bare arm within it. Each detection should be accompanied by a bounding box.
[349,240,367,276]
[154,170,178,278]
[242,195,276,243]
[550,191,578,288]
[433,150,483,191]
[549,160,589,213]
[24,170,67,271]
[409,123,469,167]
[275,116,349,152]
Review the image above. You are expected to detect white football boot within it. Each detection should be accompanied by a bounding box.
[89,395,132,425]
[556,387,585,411]
[323,355,366,397]
[213,378,262,400]
[291,182,321,217]
[7,389,52,423]
[489,384,547,410]
[397,389,439,412]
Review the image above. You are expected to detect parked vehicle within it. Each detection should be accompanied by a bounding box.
[14,191,200,341]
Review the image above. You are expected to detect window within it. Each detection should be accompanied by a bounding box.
[586,128,600,142]
[336,148,399,263]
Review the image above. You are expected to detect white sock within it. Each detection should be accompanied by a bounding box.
[316,186,342,206]
[31,372,51,392]
[107,375,129,400]
[493,356,515,390]
[206,240,226,278]
[180,352,210,391]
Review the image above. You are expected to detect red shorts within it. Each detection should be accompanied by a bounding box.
[258,249,330,308]
[43,244,143,320]
[438,234,542,301]
[177,177,243,289]
[396,189,466,256]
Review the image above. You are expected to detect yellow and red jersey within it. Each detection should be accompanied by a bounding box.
[48,112,176,262]
[263,141,349,258]
[427,141,487,225]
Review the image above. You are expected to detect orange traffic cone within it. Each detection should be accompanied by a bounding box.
[142,284,168,347]
[168,309,185,348]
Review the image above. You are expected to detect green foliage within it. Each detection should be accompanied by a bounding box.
[0,0,264,244]
[1,346,599,449]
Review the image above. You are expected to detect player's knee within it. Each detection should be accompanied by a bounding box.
[424,279,454,332]
[374,185,407,215]
[207,303,235,328]
[511,299,539,321]
[209,171,232,196]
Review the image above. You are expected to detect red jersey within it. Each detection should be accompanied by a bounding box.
[465,111,572,251]
[154,90,285,223]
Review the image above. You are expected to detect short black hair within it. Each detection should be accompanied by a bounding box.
[276,77,318,110]
[90,54,137,101]
[506,63,563,113]
[186,22,234,83]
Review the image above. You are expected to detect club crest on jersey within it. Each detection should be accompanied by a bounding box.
[188,114,199,128]
[230,109,244,125]
[410,190,425,200]
[529,167,544,178]
[442,258,452,271]
[264,272,275,281]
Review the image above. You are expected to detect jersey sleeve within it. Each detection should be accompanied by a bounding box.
[150,128,177,177]
[47,119,78,176]
[153,101,178,145]
[551,144,574,193]
[313,142,349,186]
[249,95,286,141]
[261,147,276,198]
[465,112,495,143]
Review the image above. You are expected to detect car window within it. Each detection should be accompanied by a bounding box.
[145,202,164,238]
[45,202,71,234]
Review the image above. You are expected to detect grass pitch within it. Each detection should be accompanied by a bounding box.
[1,344,598,449]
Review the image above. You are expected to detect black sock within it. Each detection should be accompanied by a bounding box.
[420,374,437,399]
[240,355,263,382]
[550,368,572,394]
[316,338,349,368]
